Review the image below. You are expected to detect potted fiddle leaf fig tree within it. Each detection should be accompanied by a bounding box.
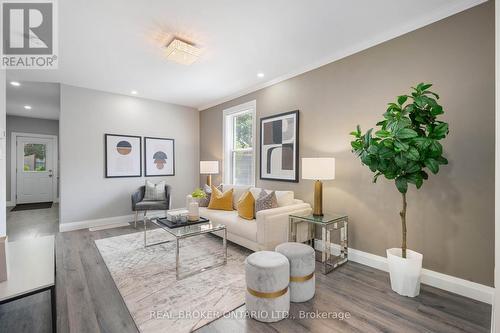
[350,83,449,297]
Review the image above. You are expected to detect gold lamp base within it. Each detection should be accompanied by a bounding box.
[206,174,212,187]
[313,180,323,217]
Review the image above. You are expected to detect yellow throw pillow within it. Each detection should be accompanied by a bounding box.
[208,185,234,211]
[237,191,255,220]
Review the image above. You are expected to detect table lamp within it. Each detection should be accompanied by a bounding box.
[200,161,219,186]
[302,158,335,217]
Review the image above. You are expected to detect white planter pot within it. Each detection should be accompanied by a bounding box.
[386,248,423,297]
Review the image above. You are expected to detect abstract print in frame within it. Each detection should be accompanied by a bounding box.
[144,137,175,176]
[105,134,142,178]
[260,110,299,182]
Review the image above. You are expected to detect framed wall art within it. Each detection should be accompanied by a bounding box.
[144,137,175,177]
[105,134,142,178]
[260,110,299,182]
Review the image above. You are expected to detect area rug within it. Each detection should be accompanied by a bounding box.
[95,229,248,333]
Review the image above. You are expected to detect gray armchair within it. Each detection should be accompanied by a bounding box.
[131,185,171,228]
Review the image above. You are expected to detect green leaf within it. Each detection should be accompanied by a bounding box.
[378,147,394,159]
[429,140,443,155]
[406,147,420,161]
[398,95,408,105]
[412,137,431,149]
[396,128,418,139]
[350,141,363,150]
[405,162,420,174]
[395,177,408,194]
[406,172,424,189]
[373,172,382,183]
[367,144,379,155]
[394,140,409,151]
[424,158,439,174]
[375,130,391,138]
[414,96,426,108]
[430,105,443,116]
[436,156,449,165]
[420,83,433,91]
[433,123,449,138]
[395,155,407,168]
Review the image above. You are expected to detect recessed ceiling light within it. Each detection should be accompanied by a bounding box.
[257,73,264,78]
[10,81,20,86]
[131,90,138,95]
[24,105,32,110]
[165,38,202,65]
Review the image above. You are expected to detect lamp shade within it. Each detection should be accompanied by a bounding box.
[200,161,219,174]
[302,158,335,180]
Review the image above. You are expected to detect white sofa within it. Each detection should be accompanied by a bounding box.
[198,185,312,251]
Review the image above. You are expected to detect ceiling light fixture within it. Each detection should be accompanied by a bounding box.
[165,38,201,65]
[131,90,138,95]
[257,73,264,78]
[24,105,32,110]
[10,81,20,86]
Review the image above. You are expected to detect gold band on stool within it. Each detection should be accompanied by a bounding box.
[290,272,314,283]
[247,287,288,299]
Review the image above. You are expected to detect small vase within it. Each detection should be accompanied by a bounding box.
[188,201,199,221]
[386,248,423,297]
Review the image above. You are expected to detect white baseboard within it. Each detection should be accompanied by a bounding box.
[313,240,494,304]
[6,201,14,207]
[59,211,167,233]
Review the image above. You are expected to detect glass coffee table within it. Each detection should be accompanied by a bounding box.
[144,217,227,280]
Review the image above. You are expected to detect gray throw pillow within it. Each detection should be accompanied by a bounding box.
[144,180,166,201]
[255,189,278,213]
[198,184,222,207]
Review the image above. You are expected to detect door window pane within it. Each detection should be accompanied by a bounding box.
[24,144,46,172]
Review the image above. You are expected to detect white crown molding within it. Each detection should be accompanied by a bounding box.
[198,0,487,111]
[314,240,494,304]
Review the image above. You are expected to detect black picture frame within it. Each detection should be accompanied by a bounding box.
[144,136,176,177]
[104,133,142,178]
[259,110,299,182]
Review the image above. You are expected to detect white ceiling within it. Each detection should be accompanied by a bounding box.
[6,0,486,110]
[6,82,60,120]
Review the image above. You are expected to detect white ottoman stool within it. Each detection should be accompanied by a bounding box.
[245,251,290,322]
[276,242,315,302]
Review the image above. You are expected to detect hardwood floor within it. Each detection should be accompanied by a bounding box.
[0,208,492,333]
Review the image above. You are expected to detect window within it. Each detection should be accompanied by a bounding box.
[223,100,256,186]
[23,143,46,172]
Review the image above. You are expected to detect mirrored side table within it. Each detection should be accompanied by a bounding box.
[289,213,348,274]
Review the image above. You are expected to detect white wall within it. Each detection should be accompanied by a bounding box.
[0,70,5,236]
[59,85,199,227]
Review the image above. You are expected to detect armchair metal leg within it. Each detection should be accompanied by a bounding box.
[143,210,147,225]
[134,211,138,228]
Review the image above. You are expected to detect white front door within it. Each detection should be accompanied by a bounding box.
[16,137,55,204]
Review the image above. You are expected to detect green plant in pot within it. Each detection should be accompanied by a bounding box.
[191,188,207,199]
[350,83,449,297]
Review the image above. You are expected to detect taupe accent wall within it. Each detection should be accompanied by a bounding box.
[200,2,494,286]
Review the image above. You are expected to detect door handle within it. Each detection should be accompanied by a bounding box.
[48,174,53,177]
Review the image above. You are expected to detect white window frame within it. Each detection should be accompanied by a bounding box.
[222,100,256,186]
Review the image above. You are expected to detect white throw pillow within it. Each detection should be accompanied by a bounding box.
[144,180,166,201]
[249,187,294,207]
